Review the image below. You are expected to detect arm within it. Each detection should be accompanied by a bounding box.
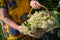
[0,8,19,30]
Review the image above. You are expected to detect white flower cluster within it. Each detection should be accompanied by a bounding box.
[22,10,58,35]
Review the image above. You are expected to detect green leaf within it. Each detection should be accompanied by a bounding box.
[24,21,31,30]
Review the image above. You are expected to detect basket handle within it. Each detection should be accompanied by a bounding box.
[29,5,51,19]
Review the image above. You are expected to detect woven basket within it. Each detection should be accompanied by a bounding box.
[24,5,51,38]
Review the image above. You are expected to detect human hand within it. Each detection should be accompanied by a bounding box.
[17,26,23,33]
[30,0,41,9]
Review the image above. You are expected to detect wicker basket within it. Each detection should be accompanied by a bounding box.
[24,5,51,38]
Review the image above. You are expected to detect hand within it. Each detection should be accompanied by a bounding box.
[17,26,23,33]
[30,0,41,9]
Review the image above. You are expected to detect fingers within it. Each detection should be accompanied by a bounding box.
[30,0,41,9]
[33,4,40,9]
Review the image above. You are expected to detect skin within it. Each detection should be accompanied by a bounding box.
[30,0,41,9]
[0,0,41,33]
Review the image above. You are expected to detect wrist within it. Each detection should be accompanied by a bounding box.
[13,25,20,30]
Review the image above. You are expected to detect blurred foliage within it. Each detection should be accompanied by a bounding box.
[53,11,60,26]
[0,26,6,40]
[38,0,60,11]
